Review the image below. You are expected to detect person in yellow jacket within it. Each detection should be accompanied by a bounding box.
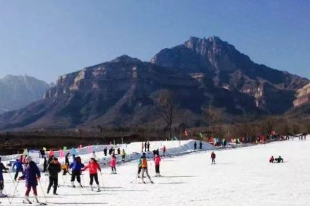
[121,149,126,162]
[140,153,153,184]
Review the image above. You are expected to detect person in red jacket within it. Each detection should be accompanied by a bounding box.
[154,154,161,177]
[82,158,101,191]
[110,154,117,174]
[269,156,274,163]
[211,152,216,164]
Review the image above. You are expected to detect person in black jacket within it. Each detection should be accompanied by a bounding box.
[103,147,108,156]
[47,157,61,195]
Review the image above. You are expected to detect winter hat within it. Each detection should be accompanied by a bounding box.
[26,156,32,162]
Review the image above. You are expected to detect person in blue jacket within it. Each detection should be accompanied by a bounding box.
[70,156,84,188]
[23,156,41,204]
[13,159,24,181]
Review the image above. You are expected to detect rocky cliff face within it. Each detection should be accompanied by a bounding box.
[151,36,309,114]
[0,75,50,114]
[293,83,310,107]
[0,36,308,130]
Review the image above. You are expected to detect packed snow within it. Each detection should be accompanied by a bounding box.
[1,139,310,206]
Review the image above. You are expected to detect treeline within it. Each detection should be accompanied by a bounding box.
[0,116,309,155]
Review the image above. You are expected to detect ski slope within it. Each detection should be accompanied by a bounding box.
[1,139,310,206]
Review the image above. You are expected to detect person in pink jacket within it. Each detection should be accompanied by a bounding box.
[154,154,161,177]
[110,154,117,174]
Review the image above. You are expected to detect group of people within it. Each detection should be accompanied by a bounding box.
[269,156,284,163]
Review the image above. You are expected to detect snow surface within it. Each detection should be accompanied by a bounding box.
[1,139,310,206]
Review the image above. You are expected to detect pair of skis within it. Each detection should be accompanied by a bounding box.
[22,199,47,205]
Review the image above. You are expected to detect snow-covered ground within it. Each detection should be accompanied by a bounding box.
[1,139,310,206]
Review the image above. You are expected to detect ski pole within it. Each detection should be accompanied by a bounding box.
[10,180,18,203]
[100,172,104,191]
[2,187,12,204]
[10,178,20,204]
[38,180,48,204]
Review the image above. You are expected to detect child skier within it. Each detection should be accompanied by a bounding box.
[154,154,161,177]
[0,157,9,197]
[23,156,41,204]
[70,156,84,187]
[82,158,101,191]
[13,158,24,181]
[47,157,61,195]
[140,153,153,183]
[211,151,216,164]
[110,154,117,174]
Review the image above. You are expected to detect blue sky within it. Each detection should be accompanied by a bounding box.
[0,0,309,83]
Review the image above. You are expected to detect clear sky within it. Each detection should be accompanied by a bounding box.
[0,0,309,83]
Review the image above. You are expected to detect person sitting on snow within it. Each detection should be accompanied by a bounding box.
[275,156,284,163]
[269,156,274,163]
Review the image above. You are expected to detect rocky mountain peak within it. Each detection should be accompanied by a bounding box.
[110,55,141,64]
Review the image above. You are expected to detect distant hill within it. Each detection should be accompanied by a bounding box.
[0,36,309,131]
[0,75,50,114]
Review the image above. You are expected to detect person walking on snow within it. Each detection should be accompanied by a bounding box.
[140,153,153,183]
[70,156,84,188]
[13,158,24,181]
[110,154,117,174]
[82,158,101,191]
[121,149,126,162]
[0,157,9,197]
[23,156,41,204]
[211,151,216,164]
[194,142,197,150]
[154,154,161,177]
[47,157,61,195]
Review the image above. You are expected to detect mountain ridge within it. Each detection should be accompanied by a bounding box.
[0,36,308,130]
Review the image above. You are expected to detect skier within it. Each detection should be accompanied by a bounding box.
[63,152,70,175]
[13,158,24,181]
[117,148,121,155]
[103,147,108,156]
[163,146,166,156]
[40,149,45,159]
[23,156,41,204]
[70,156,84,187]
[194,142,197,150]
[199,141,202,150]
[92,151,97,159]
[43,157,47,173]
[137,155,142,178]
[121,149,126,162]
[147,142,150,152]
[109,147,113,156]
[82,158,101,191]
[154,154,161,177]
[0,157,9,197]
[110,154,117,174]
[144,142,147,152]
[269,156,274,163]
[47,157,61,195]
[140,153,153,183]
[211,151,216,164]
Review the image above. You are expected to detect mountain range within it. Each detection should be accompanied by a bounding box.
[0,75,50,114]
[0,36,309,131]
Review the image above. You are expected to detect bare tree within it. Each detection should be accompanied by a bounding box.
[157,90,175,140]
